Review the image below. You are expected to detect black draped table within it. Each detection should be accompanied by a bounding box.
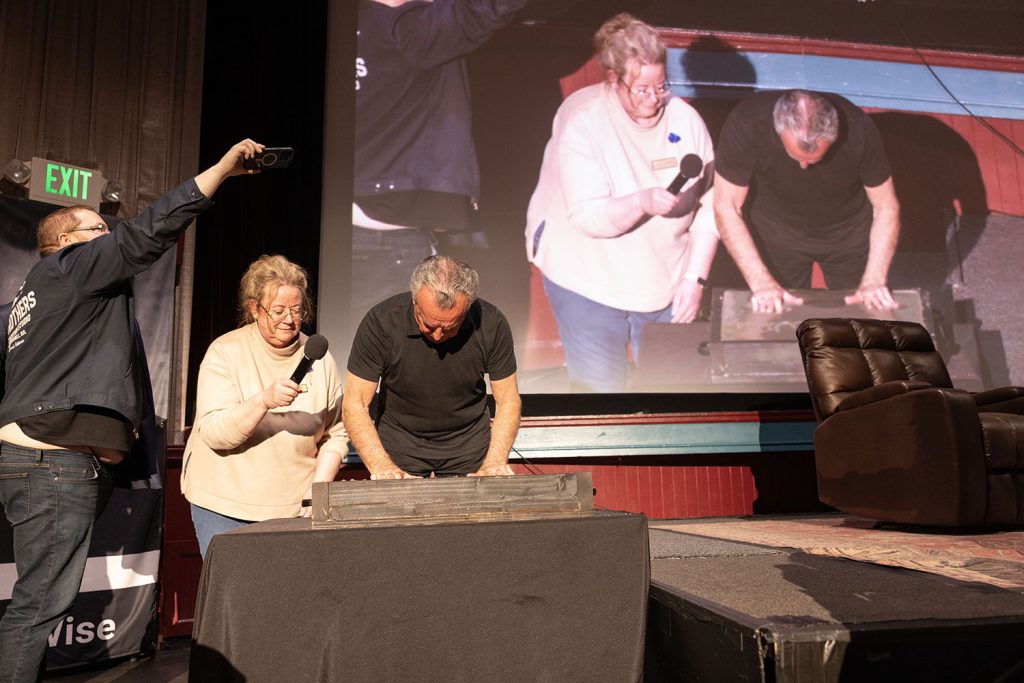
[189,512,649,682]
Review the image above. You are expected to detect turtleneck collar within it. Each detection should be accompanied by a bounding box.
[245,321,302,360]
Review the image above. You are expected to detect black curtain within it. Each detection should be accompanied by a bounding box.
[188,1,329,424]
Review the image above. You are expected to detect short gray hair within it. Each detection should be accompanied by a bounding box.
[772,90,839,153]
[409,255,480,309]
[594,13,666,82]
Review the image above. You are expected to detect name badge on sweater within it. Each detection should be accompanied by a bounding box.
[651,157,676,171]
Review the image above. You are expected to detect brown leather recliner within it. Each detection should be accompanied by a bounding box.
[796,318,1024,527]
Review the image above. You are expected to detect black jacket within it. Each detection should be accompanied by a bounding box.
[0,179,211,431]
[354,0,528,202]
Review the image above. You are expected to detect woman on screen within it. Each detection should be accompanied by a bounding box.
[181,255,348,557]
[525,13,718,393]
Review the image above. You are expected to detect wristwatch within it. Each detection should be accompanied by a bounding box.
[683,273,708,287]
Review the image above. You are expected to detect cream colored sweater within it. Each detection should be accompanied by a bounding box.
[181,323,348,520]
[526,82,717,312]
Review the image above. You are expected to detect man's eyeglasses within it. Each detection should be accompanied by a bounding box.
[67,224,110,235]
[259,303,306,324]
[621,80,671,100]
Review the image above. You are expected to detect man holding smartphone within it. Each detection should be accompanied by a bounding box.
[0,139,262,682]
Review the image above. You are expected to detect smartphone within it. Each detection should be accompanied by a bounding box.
[243,147,294,170]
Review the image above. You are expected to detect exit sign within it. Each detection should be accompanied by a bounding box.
[28,157,107,210]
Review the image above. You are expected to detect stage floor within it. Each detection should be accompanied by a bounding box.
[653,512,1024,591]
[44,513,1024,682]
[646,513,1024,682]
[43,636,189,682]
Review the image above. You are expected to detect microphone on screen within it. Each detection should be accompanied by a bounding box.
[666,154,704,194]
[290,334,329,384]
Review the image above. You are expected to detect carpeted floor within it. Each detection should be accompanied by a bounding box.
[652,514,1024,590]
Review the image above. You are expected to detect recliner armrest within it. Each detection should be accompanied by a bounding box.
[973,386,1024,407]
[815,386,988,526]
[835,380,933,412]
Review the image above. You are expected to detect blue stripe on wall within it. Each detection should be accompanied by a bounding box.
[512,420,816,458]
[667,49,1024,120]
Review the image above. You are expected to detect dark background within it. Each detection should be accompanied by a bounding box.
[187,3,333,421]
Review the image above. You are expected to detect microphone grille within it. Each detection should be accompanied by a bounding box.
[304,334,329,360]
[680,153,703,178]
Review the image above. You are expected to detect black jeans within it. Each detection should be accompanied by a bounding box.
[389,450,486,477]
[760,238,870,290]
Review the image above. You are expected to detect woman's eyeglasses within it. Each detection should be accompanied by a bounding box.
[621,80,671,100]
[259,303,306,324]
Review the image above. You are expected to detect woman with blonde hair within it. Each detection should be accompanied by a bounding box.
[182,254,347,556]
[525,13,718,392]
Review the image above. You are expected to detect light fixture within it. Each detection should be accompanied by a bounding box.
[0,159,31,198]
[102,180,124,204]
[99,179,124,215]
[3,159,31,186]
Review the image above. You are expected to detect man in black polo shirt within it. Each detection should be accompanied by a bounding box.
[714,89,901,314]
[343,255,521,478]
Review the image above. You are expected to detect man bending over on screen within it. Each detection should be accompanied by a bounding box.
[714,89,900,313]
[343,255,521,478]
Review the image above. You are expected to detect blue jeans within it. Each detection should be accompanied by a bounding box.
[351,227,436,327]
[0,442,111,683]
[190,504,252,559]
[542,275,672,393]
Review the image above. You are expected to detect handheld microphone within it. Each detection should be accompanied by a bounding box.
[290,334,328,384]
[667,154,704,194]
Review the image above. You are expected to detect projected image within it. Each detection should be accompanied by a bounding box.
[350,0,528,332]
[340,9,1024,396]
[524,14,718,394]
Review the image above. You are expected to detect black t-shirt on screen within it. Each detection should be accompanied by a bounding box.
[715,91,892,253]
[347,293,517,461]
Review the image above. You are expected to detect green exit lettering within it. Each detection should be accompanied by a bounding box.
[45,163,93,200]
